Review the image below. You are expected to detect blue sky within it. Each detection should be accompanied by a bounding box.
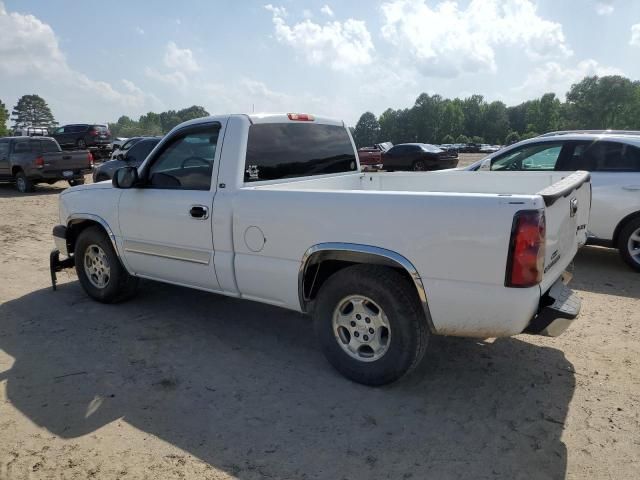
[1,0,639,126]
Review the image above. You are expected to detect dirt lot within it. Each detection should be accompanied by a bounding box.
[1,161,639,479]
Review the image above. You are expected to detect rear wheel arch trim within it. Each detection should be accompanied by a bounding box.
[298,242,436,333]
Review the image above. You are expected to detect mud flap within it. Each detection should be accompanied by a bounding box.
[50,249,74,291]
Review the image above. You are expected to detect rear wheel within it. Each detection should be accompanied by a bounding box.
[313,264,429,386]
[74,226,138,302]
[618,217,640,271]
[15,171,34,193]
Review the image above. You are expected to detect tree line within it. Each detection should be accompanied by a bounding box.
[351,75,640,148]
[0,94,210,138]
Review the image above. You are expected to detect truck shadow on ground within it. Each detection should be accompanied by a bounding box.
[0,281,575,479]
[572,246,640,299]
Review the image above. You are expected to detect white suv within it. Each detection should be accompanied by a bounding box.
[467,131,640,271]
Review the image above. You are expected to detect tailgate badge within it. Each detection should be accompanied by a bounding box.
[570,198,578,218]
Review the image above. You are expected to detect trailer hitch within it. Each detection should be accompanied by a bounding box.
[50,249,74,291]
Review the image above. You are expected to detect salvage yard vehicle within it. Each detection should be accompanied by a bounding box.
[357,142,392,171]
[382,143,459,171]
[466,131,640,271]
[0,136,93,192]
[93,137,162,182]
[51,113,590,385]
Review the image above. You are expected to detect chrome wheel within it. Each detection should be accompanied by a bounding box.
[332,295,391,362]
[413,160,427,171]
[628,227,640,265]
[83,244,111,289]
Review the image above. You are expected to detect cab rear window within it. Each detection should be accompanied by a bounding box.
[244,123,357,182]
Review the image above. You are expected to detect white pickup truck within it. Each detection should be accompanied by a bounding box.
[51,113,590,385]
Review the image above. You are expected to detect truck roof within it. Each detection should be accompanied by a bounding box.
[174,113,345,131]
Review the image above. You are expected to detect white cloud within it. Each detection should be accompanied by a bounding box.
[135,26,144,35]
[163,41,200,72]
[595,1,614,16]
[145,67,189,90]
[631,23,640,47]
[265,4,374,71]
[321,5,334,17]
[380,0,572,77]
[0,2,159,122]
[513,59,624,100]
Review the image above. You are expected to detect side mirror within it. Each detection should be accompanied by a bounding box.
[112,166,139,189]
[478,158,492,171]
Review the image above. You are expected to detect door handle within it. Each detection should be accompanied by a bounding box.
[622,185,640,191]
[62,155,71,160]
[189,205,209,219]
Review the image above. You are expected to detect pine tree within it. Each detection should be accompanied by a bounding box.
[0,99,9,136]
[11,94,57,130]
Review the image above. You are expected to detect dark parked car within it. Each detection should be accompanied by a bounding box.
[50,124,112,151]
[0,137,92,192]
[382,143,459,171]
[92,137,161,182]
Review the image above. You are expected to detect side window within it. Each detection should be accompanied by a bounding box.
[53,127,64,134]
[41,140,59,153]
[12,141,31,153]
[147,127,219,190]
[127,141,157,163]
[0,142,9,157]
[29,140,42,153]
[574,142,640,172]
[244,123,357,182]
[491,143,562,171]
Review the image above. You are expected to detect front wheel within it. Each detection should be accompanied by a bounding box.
[413,160,427,171]
[313,265,429,386]
[618,218,640,271]
[74,226,138,302]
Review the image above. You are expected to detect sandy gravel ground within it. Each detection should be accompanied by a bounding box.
[0,163,639,479]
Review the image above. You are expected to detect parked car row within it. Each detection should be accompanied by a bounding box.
[358,142,459,171]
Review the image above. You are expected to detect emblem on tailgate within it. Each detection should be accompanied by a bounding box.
[570,197,578,218]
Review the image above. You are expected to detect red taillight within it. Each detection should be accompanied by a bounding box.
[87,151,94,166]
[505,210,545,288]
[34,156,44,167]
[89,130,98,136]
[287,113,315,121]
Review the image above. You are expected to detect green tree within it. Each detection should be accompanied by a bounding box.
[0,99,9,136]
[471,136,484,144]
[462,95,485,138]
[521,131,539,140]
[352,111,380,147]
[455,134,469,143]
[481,101,509,143]
[441,134,455,144]
[11,94,57,130]
[505,131,520,145]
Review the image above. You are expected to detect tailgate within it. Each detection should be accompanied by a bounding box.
[44,152,91,172]
[538,171,591,293]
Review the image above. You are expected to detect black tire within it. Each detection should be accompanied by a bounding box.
[14,171,34,193]
[74,226,138,303]
[77,139,87,149]
[68,178,85,187]
[313,264,429,386]
[413,160,427,171]
[617,217,640,272]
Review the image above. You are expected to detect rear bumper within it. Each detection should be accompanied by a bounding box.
[524,273,581,337]
[31,168,91,181]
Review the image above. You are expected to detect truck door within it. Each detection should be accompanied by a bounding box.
[117,122,223,290]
